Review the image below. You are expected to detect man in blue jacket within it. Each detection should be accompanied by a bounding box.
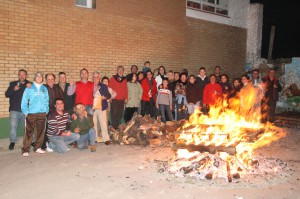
[5,69,30,150]
[21,72,49,157]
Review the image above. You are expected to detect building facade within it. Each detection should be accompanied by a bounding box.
[0,0,262,118]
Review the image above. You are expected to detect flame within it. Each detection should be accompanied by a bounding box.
[175,87,286,177]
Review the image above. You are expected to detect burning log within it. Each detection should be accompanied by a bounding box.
[226,160,232,183]
[172,143,237,155]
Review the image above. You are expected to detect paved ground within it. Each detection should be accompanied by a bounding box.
[0,128,299,199]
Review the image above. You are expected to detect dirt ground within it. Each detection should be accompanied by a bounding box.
[0,127,299,199]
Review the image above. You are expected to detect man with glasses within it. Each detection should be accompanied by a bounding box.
[70,104,96,152]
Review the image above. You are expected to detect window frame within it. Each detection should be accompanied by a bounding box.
[186,0,229,17]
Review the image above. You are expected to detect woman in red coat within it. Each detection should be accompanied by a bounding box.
[141,71,157,118]
[203,74,222,110]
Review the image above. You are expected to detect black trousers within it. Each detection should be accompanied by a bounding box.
[141,99,155,118]
[261,98,276,123]
[111,99,125,129]
[124,107,138,123]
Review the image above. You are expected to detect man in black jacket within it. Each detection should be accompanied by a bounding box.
[5,69,30,150]
[261,69,282,123]
[196,67,209,113]
[57,72,75,114]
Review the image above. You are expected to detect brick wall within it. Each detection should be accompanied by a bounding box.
[0,0,247,118]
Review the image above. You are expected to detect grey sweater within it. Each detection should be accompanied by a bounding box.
[156,88,172,106]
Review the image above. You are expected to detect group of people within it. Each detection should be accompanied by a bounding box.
[5,61,282,156]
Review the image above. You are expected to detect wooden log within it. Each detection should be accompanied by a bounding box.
[172,143,236,155]
[226,160,232,183]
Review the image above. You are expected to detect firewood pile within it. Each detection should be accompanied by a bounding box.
[109,113,185,146]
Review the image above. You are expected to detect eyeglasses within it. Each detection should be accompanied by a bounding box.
[75,106,84,110]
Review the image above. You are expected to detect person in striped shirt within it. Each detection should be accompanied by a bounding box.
[46,98,80,154]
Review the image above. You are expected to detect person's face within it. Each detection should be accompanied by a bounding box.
[59,74,66,84]
[174,73,180,81]
[46,74,55,87]
[55,100,64,111]
[35,75,43,84]
[102,79,109,86]
[80,70,88,81]
[252,71,259,79]
[189,76,195,84]
[241,77,248,85]
[159,67,165,75]
[145,63,150,67]
[221,76,227,83]
[167,72,174,81]
[75,104,85,115]
[146,72,152,80]
[153,70,158,76]
[215,67,220,75]
[117,67,124,76]
[93,74,100,85]
[132,74,137,82]
[162,80,168,87]
[18,71,27,82]
[199,69,206,77]
[181,75,187,82]
[269,70,275,79]
[210,76,216,83]
[138,73,144,80]
[233,80,240,87]
[131,66,138,74]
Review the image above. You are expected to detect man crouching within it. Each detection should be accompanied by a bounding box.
[71,103,96,152]
[47,98,80,153]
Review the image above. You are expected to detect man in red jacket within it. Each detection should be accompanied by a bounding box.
[67,68,94,115]
[109,66,128,130]
[203,74,222,112]
[141,70,157,117]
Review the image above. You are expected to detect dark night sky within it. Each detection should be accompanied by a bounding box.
[250,0,300,59]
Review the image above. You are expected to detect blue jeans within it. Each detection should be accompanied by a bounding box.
[9,111,25,143]
[158,104,173,123]
[77,128,96,149]
[48,133,80,154]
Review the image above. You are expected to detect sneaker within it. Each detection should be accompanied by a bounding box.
[22,152,29,157]
[90,145,96,152]
[35,148,46,154]
[9,142,15,150]
[46,142,53,152]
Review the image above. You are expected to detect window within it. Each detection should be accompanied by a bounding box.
[76,0,96,9]
[187,0,229,16]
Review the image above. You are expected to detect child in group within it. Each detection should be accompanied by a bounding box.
[101,77,116,125]
[156,78,173,123]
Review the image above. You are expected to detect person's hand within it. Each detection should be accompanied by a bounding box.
[84,111,88,118]
[14,85,20,91]
[74,127,80,133]
[170,105,172,111]
[72,113,77,120]
[225,86,228,90]
[63,131,71,136]
[101,96,107,100]
[156,104,159,109]
[125,99,128,104]
[274,85,277,88]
